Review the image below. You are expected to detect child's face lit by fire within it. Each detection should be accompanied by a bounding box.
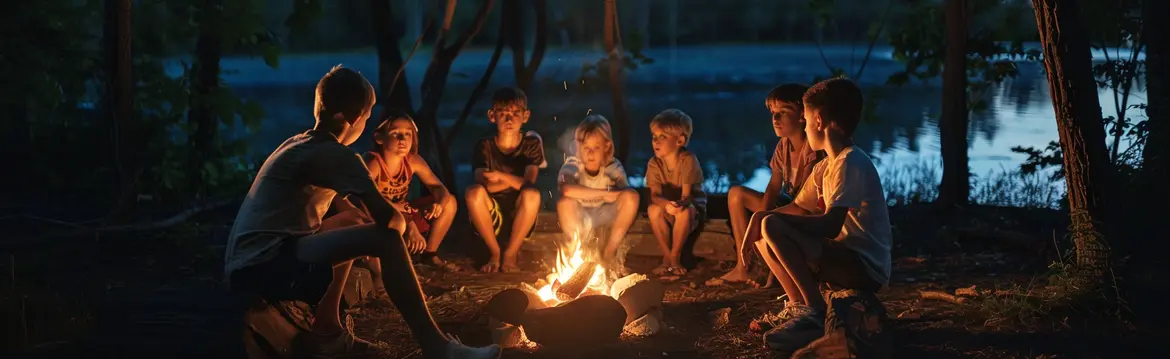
[488,103,530,134]
[650,125,685,159]
[578,133,610,172]
[376,119,414,157]
[768,101,804,138]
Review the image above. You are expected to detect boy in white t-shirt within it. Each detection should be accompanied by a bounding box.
[556,114,639,267]
[749,78,893,352]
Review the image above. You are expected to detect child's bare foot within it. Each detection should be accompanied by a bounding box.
[718,268,751,283]
[500,253,521,273]
[480,256,500,273]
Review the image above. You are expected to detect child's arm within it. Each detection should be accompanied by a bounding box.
[409,155,451,202]
[767,207,849,239]
[314,150,402,232]
[761,170,785,210]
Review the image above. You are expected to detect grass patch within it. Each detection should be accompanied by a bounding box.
[879,158,1063,209]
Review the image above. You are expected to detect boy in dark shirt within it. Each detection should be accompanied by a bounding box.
[465,88,545,273]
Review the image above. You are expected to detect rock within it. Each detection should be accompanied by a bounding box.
[791,289,891,359]
[623,312,662,336]
[485,288,531,325]
[520,295,627,351]
[342,267,374,307]
[242,298,314,359]
[708,307,731,329]
[609,274,666,324]
[488,316,528,348]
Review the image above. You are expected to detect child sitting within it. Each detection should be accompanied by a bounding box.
[223,65,498,358]
[556,114,639,270]
[362,110,460,279]
[750,78,893,353]
[645,109,707,276]
[716,83,823,286]
[465,88,545,273]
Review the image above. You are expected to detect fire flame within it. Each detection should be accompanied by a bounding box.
[535,232,608,305]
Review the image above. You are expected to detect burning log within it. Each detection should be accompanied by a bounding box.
[485,288,531,325]
[554,260,600,301]
[520,294,627,351]
[609,274,665,324]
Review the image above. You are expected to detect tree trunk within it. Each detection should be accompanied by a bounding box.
[188,0,223,198]
[1031,0,1114,274]
[445,21,508,149]
[504,0,548,93]
[937,0,970,209]
[105,0,135,223]
[1142,0,1169,203]
[636,0,650,50]
[604,0,631,163]
[370,0,414,114]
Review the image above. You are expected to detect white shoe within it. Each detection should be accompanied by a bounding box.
[444,339,501,359]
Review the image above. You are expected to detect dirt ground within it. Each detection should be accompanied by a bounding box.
[3,204,1167,358]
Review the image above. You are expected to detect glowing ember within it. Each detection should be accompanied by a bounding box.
[535,232,609,305]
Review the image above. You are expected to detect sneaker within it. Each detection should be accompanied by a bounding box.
[762,307,824,353]
[444,337,501,359]
[301,315,379,358]
[751,301,814,332]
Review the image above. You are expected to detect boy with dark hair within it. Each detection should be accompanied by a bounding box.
[752,78,892,353]
[715,83,823,286]
[465,87,546,273]
[225,65,499,359]
[645,108,706,276]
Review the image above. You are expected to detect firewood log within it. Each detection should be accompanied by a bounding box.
[520,295,627,351]
[555,260,599,301]
[485,288,530,325]
[609,274,665,324]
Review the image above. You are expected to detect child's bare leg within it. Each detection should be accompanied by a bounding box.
[502,188,541,272]
[556,196,583,248]
[668,206,696,273]
[722,207,768,283]
[466,185,501,272]
[647,203,672,268]
[760,215,826,312]
[726,185,764,269]
[754,240,804,305]
[294,224,451,355]
[314,260,355,333]
[424,195,459,264]
[604,189,640,259]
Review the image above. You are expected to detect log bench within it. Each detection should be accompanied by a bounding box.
[522,211,737,261]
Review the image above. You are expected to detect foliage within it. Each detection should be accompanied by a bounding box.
[576,31,654,89]
[8,0,318,208]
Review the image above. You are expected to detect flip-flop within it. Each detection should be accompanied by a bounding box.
[666,266,687,276]
[651,264,671,276]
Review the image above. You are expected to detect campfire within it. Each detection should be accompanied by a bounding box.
[485,228,666,351]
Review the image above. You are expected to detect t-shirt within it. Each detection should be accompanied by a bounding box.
[224,130,380,282]
[471,134,545,193]
[769,137,822,198]
[363,151,414,204]
[645,149,707,215]
[558,156,629,207]
[793,146,893,287]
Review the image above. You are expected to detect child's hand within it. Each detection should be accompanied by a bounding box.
[665,201,682,215]
[425,202,443,220]
[482,171,500,182]
[604,190,621,202]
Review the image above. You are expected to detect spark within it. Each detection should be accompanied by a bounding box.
[586,108,593,115]
[563,81,568,90]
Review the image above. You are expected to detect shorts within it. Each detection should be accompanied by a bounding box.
[814,240,882,292]
[486,191,535,240]
[229,238,333,303]
[403,195,436,234]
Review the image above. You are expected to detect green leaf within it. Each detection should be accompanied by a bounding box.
[241,100,265,132]
[261,43,281,69]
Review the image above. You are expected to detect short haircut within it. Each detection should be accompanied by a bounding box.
[765,83,810,111]
[491,87,528,109]
[575,114,615,162]
[649,108,694,145]
[314,65,374,121]
[373,108,419,155]
[803,77,864,136]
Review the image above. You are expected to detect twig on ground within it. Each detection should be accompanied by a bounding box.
[919,290,968,304]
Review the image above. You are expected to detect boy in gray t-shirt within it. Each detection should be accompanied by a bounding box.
[224,66,498,359]
[748,78,893,352]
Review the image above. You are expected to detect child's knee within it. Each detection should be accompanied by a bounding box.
[728,185,747,205]
[518,187,541,208]
[556,195,578,210]
[618,189,639,206]
[439,194,457,212]
[647,203,665,219]
[465,184,488,202]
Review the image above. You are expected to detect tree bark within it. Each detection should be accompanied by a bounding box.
[105,0,135,223]
[1142,0,1168,203]
[504,0,548,93]
[938,0,970,209]
[188,0,223,198]
[415,0,497,191]
[446,21,508,149]
[1031,0,1114,273]
[370,0,414,114]
[604,0,632,163]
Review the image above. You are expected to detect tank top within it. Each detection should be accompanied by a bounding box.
[366,151,413,204]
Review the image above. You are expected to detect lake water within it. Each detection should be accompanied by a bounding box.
[215,45,1145,203]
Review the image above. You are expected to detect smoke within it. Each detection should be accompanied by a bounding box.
[570,204,632,282]
[557,125,578,159]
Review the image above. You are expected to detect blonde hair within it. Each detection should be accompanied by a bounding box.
[373,109,420,155]
[649,108,694,145]
[575,114,615,163]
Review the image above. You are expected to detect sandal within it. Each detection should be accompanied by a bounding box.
[651,264,671,276]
